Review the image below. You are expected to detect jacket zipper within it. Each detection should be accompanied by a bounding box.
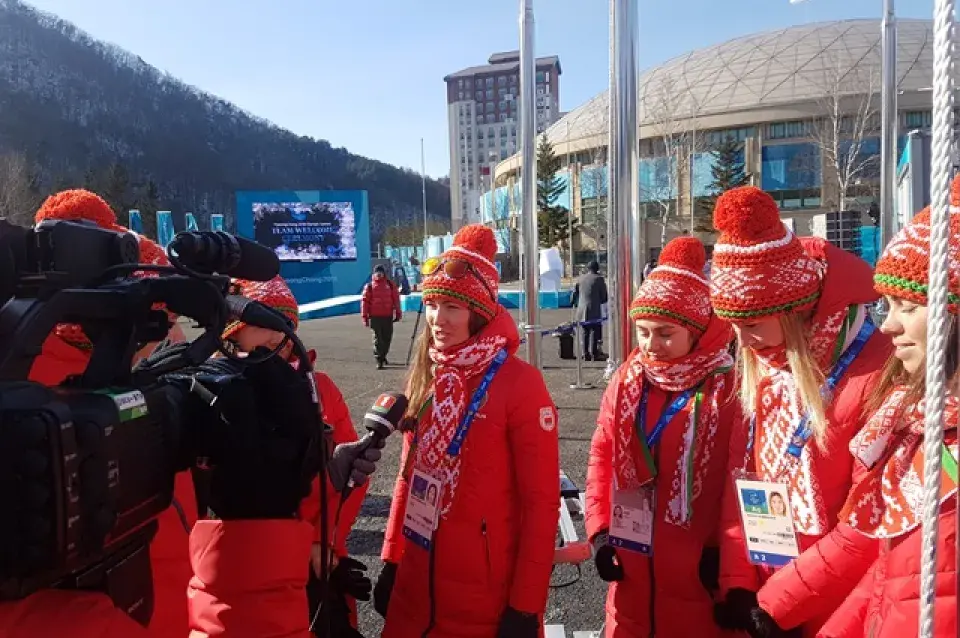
[482,519,492,579]
[422,526,439,638]
[648,430,662,637]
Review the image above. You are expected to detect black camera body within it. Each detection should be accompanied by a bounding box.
[0,218,287,624]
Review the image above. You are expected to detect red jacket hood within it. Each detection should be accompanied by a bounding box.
[801,237,879,324]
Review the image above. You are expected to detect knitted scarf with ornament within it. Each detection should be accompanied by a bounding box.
[415,308,520,519]
[751,303,866,535]
[613,316,734,526]
[55,232,173,351]
[842,388,959,538]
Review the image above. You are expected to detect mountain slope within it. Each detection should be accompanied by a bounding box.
[0,0,449,238]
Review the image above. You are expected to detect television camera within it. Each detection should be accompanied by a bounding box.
[0,218,328,626]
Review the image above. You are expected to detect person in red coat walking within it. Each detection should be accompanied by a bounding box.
[362,265,402,369]
[372,224,560,638]
[708,187,891,638]
[799,181,959,638]
[221,275,371,634]
[586,237,739,638]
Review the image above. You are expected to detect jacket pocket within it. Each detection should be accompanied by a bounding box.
[481,519,493,581]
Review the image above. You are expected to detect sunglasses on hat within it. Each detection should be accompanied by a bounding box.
[421,257,497,302]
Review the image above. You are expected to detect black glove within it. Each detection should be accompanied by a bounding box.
[698,545,720,593]
[373,561,398,619]
[322,585,364,638]
[713,588,759,631]
[328,436,386,492]
[189,349,321,520]
[496,607,540,638]
[330,557,372,602]
[592,532,624,582]
[748,606,802,638]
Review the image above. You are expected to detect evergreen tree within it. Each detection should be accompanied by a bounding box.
[131,178,161,238]
[700,137,750,226]
[535,135,569,248]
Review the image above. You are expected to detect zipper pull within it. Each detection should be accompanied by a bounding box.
[481,519,487,535]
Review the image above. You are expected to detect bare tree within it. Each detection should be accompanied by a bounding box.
[567,103,609,267]
[0,152,40,227]
[640,74,706,246]
[808,53,881,211]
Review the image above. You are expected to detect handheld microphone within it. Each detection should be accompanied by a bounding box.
[340,392,408,500]
[363,391,409,441]
[168,231,280,281]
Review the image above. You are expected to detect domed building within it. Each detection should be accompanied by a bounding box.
[484,19,951,267]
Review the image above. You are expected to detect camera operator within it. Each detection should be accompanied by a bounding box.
[24,190,194,637]
[0,342,383,637]
[220,275,372,634]
[28,189,187,386]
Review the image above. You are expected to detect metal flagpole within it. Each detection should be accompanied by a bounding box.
[421,138,428,258]
[519,0,541,369]
[567,120,575,279]
[606,0,640,378]
[879,0,898,255]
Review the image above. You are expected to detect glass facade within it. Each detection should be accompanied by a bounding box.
[761,143,820,191]
[639,156,677,202]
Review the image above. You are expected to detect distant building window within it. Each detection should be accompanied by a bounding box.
[475,91,483,101]
[500,114,508,123]
[767,121,811,140]
[498,76,507,86]
[904,110,932,129]
[511,75,518,85]
[706,126,756,146]
[485,77,494,87]
[458,79,463,89]
[536,71,545,83]
[499,101,507,110]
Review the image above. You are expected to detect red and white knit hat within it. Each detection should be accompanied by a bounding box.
[709,186,822,321]
[422,224,500,321]
[34,189,173,350]
[223,275,300,341]
[630,236,712,334]
[874,174,960,314]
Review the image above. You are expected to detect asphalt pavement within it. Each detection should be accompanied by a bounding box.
[268,307,610,635]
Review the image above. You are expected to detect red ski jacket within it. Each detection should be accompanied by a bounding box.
[816,501,956,638]
[718,242,892,637]
[0,519,313,638]
[380,354,560,637]
[585,325,739,638]
[361,275,402,321]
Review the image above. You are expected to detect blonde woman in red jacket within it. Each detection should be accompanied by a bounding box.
[708,188,891,638]
[585,237,739,638]
[768,182,960,638]
[373,225,560,638]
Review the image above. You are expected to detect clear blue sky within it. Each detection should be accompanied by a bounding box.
[27,0,930,179]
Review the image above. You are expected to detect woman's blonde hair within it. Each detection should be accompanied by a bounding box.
[404,311,489,418]
[738,312,831,446]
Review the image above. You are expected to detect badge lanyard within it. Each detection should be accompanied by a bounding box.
[747,318,875,465]
[446,348,507,456]
[403,349,507,479]
[636,383,698,479]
